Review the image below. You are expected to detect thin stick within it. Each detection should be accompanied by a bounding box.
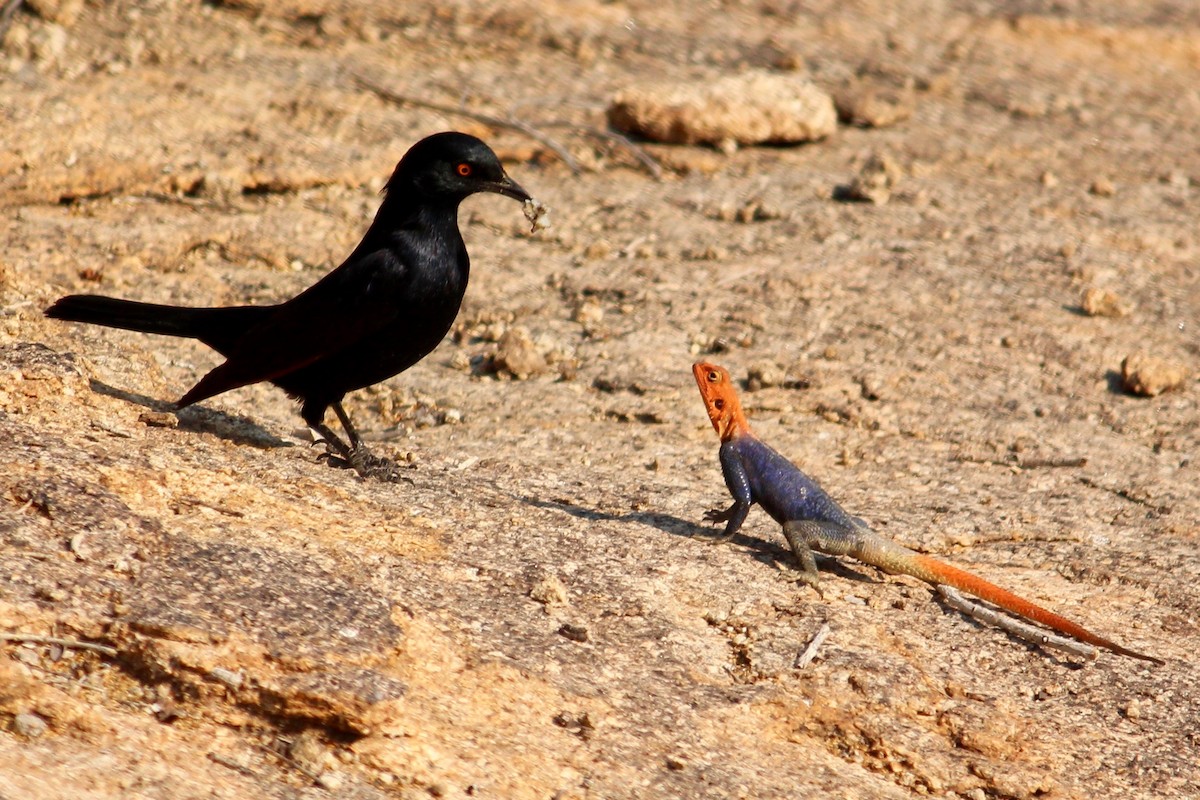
[954,453,1088,470]
[936,585,1097,660]
[1,632,118,658]
[538,122,664,180]
[1017,456,1088,469]
[503,99,665,179]
[0,0,23,41]
[1077,476,1173,515]
[208,752,259,777]
[794,622,831,669]
[352,75,583,175]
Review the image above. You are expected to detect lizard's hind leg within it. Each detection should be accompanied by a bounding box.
[781,521,825,590]
[782,519,874,592]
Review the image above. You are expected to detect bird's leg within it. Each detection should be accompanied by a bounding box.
[308,419,355,460]
[329,401,411,483]
[302,400,369,474]
[330,401,363,450]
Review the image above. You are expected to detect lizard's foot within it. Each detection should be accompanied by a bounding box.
[776,564,825,597]
[703,507,733,524]
[322,448,414,484]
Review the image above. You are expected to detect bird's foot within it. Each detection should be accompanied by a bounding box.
[321,447,414,483]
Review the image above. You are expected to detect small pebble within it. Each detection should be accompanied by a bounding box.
[13,648,40,666]
[833,80,915,128]
[746,362,785,391]
[289,729,331,776]
[14,712,48,738]
[530,575,569,607]
[1081,287,1132,318]
[69,532,89,560]
[139,410,178,428]
[1121,352,1188,397]
[838,152,902,204]
[209,667,244,690]
[490,327,549,379]
[558,623,589,643]
[583,241,611,259]
[316,772,344,791]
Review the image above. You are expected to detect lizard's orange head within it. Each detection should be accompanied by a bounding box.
[692,361,748,441]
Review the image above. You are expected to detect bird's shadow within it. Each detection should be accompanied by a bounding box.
[521,496,874,584]
[88,379,291,450]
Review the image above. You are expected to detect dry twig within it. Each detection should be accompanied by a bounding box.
[353,75,583,174]
[0,0,23,41]
[208,752,260,777]
[538,121,664,179]
[954,452,1088,470]
[936,585,1097,660]
[1,632,118,658]
[794,622,831,669]
[353,76,666,180]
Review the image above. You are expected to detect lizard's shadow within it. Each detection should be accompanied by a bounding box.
[523,497,875,583]
[522,502,1099,665]
[89,379,291,449]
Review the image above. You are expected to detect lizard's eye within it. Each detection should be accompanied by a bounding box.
[707,370,720,382]
[714,399,725,410]
[456,162,473,177]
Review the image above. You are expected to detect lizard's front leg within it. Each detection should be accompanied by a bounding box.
[703,502,748,543]
[701,442,753,544]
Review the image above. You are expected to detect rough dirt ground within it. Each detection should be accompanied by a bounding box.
[2,1,1199,798]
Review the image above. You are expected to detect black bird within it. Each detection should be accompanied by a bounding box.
[46,131,534,480]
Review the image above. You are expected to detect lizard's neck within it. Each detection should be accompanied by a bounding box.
[714,393,752,443]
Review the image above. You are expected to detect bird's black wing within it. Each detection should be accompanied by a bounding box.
[178,250,407,407]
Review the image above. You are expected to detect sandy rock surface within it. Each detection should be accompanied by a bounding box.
[2,1,1199,798]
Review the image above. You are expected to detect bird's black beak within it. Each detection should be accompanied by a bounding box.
[485,173,532,203]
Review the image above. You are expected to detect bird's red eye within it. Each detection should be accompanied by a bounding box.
[456,162,472,177]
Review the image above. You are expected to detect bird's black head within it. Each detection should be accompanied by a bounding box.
[387,131,531,205]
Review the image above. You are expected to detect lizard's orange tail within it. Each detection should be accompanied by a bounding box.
[909,554,1162,665]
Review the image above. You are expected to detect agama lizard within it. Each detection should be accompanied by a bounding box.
[692,361,1162,665]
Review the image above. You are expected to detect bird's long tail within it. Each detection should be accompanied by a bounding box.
[45,295,270,354]
[898,550,1162,664]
